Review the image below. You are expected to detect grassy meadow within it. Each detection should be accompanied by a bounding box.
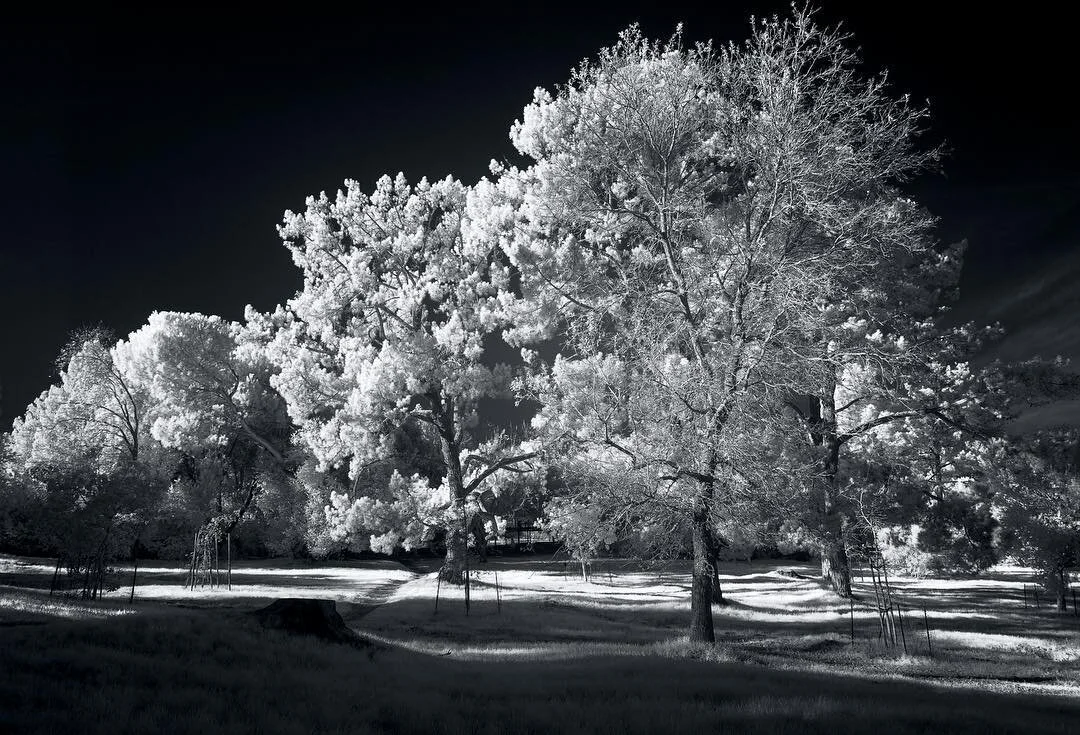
[1,553,1078,734]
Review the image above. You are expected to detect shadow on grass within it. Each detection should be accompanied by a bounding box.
[1,606,1079,735]
[351,571,1080,697]
[353,585,1079,669]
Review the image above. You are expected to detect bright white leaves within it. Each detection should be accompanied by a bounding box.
[478,17,963,585]
[10,338,148,474]
[491,30,804,490]
[9,385,88,472]
[464,166,559,348]
[525,354,629,442]
[261,173,524,481]
[117,311,287,459]
[325,471,438,553]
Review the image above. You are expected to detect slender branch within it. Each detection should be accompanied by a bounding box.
[463,452,538,494]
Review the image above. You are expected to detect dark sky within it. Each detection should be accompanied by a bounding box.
[2,2,1078,429]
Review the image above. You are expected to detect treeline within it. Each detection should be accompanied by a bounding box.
[1,7,1077,641]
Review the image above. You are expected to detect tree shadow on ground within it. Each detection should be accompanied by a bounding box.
[3,605,1079,735]
[354,563,1080,695]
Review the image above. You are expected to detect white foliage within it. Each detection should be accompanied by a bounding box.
[262,173,525,476]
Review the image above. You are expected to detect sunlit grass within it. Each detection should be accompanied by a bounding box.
[0,587,138,622]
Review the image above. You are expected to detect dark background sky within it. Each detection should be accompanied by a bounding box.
[2,2,1078,429]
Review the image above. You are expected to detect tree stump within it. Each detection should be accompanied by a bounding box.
[250,599,368,647]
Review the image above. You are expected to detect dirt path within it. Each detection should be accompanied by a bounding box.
[345,571,420,621]
[398,557,443,575]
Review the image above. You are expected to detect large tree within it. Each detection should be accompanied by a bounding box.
[833,330,1080,583]
[732,7,949,597]
[473,9,944,639]
[257,173,536,582]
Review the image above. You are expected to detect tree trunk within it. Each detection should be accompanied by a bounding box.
[439,526,467,585]
[50,556,62,597]
[821,538,852,599]
[820,473,852,598]
[187,531,198,589]
[1057,567,1068,612]
[813,373,852,599]
[128,539,139,604]
[820,476,852,598]
[819,448,853,598]
[435,398,469,585]
[710,562,725,605]
[469,514,488,563]
[689,482,716,643]
[708,533,728,605]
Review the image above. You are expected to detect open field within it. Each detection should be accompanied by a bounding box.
[2,553,1079,733]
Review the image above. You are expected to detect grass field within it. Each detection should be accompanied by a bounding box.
[1,553,1078,733]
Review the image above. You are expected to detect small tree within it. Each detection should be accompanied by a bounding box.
[7,331,167,596]
[993,430,1080,611]
[846,400,1001,577]
[844,344,1080,583]
[117,311,293,581]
